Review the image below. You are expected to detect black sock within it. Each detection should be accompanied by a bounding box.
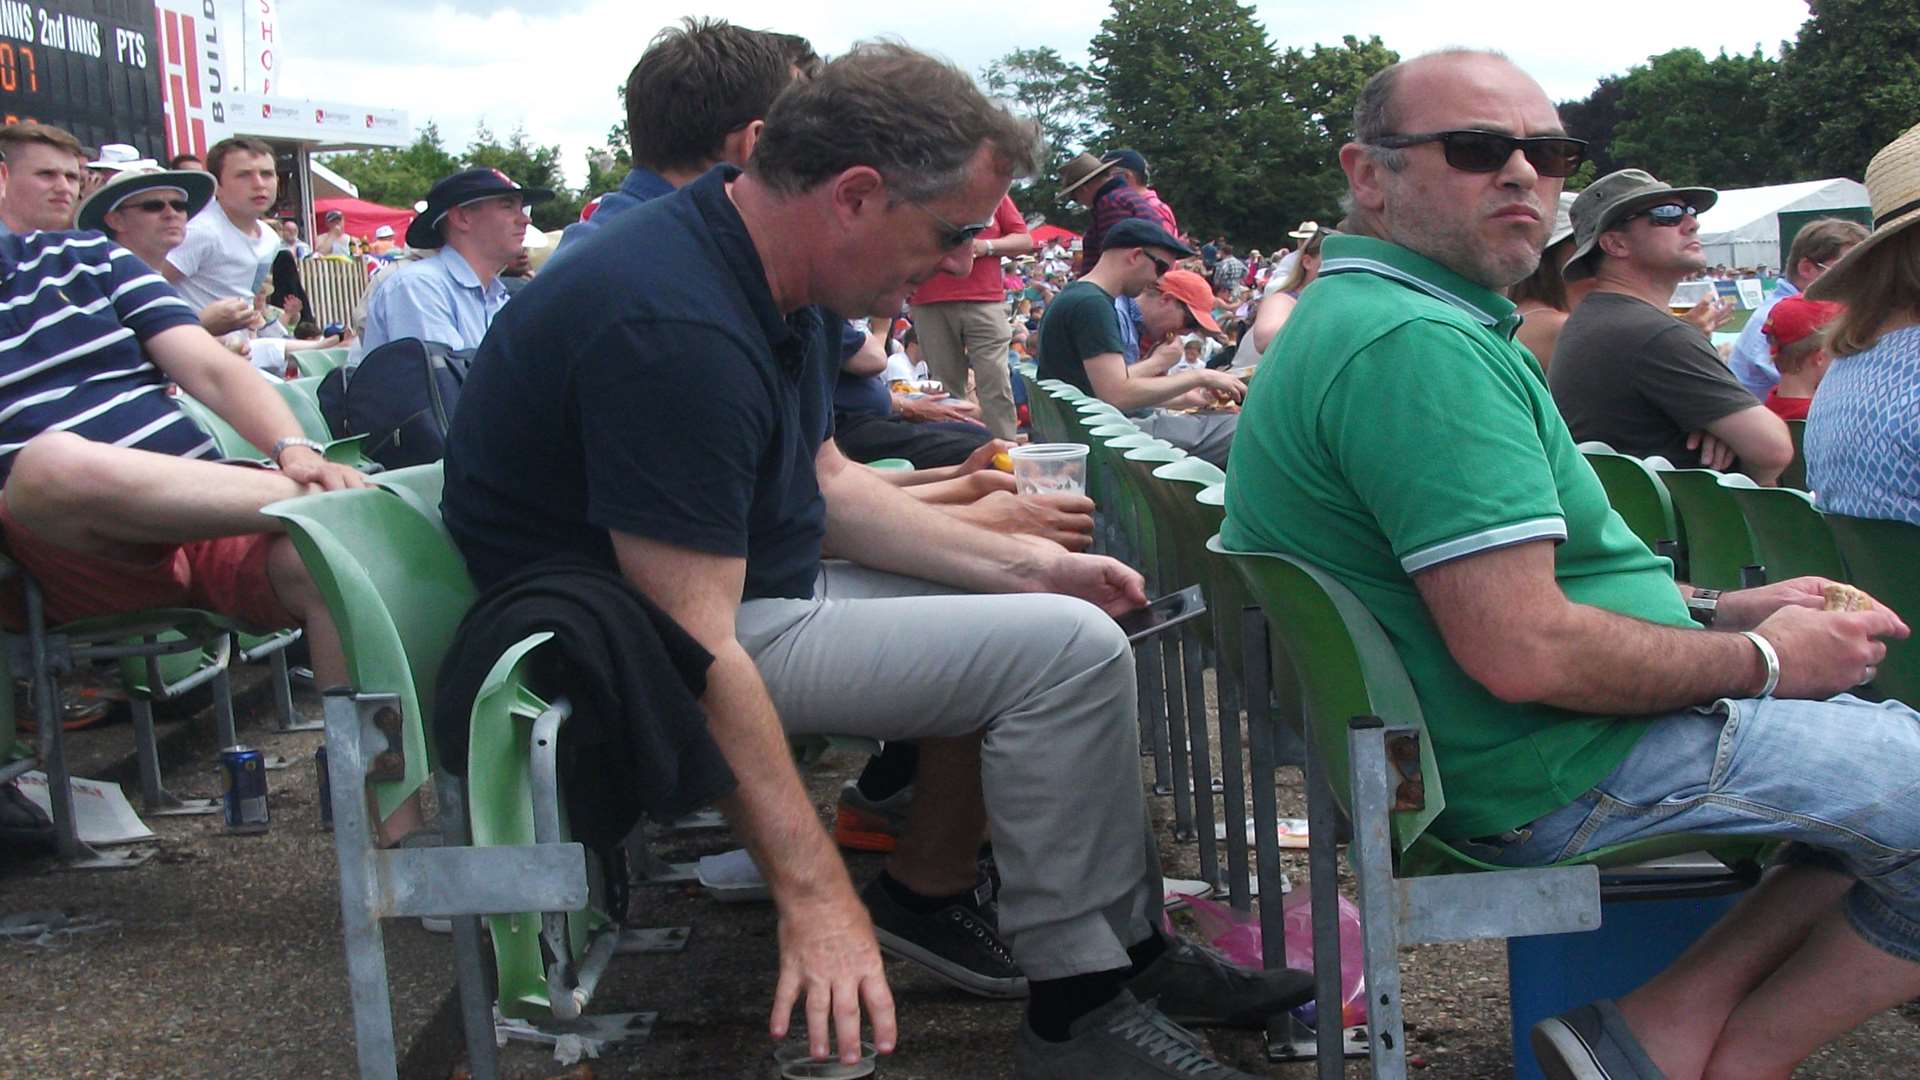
[877,870,977,916]
[1026,969,1131,1042]
[855,742,919,801]
[1126,930,1168,975]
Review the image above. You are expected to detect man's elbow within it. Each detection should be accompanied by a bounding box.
[1456,641,1560,704]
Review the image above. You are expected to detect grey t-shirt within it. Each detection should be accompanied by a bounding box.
[1549,291,1757,467]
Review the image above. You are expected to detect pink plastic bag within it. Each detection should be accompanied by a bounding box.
[1178,891,1368,1028]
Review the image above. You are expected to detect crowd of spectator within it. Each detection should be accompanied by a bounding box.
[4,15,1920,1080]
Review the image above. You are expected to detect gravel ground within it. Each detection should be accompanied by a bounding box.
[5,671,1919,1079]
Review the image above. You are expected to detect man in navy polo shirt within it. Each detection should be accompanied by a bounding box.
[446,42,1306,1080]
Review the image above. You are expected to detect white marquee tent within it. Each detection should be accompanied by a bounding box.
[1695,178,1869,270]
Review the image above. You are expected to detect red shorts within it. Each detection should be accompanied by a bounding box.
[0,497,295,632]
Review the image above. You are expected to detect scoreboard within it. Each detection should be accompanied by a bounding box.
[0,0,166,159]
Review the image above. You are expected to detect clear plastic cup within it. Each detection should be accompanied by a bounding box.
[772,1037,877,1079]
[1008,443,1090,495]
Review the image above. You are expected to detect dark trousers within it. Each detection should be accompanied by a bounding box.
[834,410,992,469]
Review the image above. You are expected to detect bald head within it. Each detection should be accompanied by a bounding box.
[1340,50,1565,288]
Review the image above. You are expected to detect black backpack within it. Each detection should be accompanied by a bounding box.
[318,338,472,470]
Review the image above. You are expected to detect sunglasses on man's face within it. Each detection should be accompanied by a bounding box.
[1631,203,1701,227]
[127,199,191,214]
[1372,129,1588,178]
[1142,250,1173,277]
[907,200,992,250]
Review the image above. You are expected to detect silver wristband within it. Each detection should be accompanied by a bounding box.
[1740,630,1780,698]
[269,435,328,467]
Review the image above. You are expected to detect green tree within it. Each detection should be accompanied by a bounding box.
[1558,75,1625,177]
[1273,34,1398,226]
[318,122,461,210]
[1773,0,1920,179]
[1089,0,1325,243]
[981,47,1100,229]
[464,122,579,230]
[1606,48,1792,188]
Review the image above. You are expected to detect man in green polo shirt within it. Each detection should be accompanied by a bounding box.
[1223,48,1920,1080]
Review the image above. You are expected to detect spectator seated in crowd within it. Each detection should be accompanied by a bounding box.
[833,320,996,469]
[1549,169,1792,482]
[1805,122,1920,527]
[355,168,550,362]
[0,122,364,763]
[1100,148,1178,237]
[75,166,215,276]
[1036,219,1244,468]
[552,17,818,264]
[442,44,1311,1080]
[1224,48,1920,1080]
[1727,217,1868,400]
[1758,296,1841,421]
[163,138,283,326]
[0,122,85,237]
[1245,223,1329,358]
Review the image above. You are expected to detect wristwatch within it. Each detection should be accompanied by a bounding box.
[270,435,328,467]
[1686,587,1722,627]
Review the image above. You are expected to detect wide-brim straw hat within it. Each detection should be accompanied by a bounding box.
[1808,121,1920,303]
[75,168,214,234]
[1059,152,1119,198]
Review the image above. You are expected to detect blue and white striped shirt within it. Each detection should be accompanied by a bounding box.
[0,230,210,485]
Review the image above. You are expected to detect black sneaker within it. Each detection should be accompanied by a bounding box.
[1014,990,1262,1079]
[1531,1000,1669,1080]
[1126,935,1315,1029]
[860,876,1027,999]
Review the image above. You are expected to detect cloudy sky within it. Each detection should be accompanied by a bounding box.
[274,0,1814,188]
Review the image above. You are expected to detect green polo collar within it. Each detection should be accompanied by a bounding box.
[1318,234,1522,337]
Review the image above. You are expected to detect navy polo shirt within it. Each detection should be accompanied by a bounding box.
[443,165,840,599]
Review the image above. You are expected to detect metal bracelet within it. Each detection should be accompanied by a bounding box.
[1740,630,1780,697]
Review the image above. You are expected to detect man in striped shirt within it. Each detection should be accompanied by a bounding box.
[0,219,365,686]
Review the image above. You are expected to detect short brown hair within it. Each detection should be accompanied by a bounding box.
[0,122,84,165]
[750,42,1038,203]
[625,19,802,174]
[1823,227,1920,357]
[207,137,274,181]
[1772,331,1827,374]
[1785,217,1870,285]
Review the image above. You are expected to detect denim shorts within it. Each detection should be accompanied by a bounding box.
[1463,694,1920,964]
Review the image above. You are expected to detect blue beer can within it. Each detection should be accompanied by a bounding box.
[221,745,270,834]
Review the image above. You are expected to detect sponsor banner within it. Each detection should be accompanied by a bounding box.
[226,92,406,146]
[239,0,273,94]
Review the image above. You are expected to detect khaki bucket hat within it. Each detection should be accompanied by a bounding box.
[1059,152,1119,198]
[1562,169,1718,283]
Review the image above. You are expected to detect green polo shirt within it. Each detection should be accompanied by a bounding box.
[1221,235,1692,841]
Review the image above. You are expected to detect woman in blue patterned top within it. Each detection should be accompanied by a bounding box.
[1805,122,1920,524]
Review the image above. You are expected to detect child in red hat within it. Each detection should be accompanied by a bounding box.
[1760,295,1844,420]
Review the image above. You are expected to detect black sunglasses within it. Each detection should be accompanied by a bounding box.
[1371,129,1588,178]
[126,198,191,214]
[1143,251,1171,276]
[1631,203,1700,227]
[907,200,993,250]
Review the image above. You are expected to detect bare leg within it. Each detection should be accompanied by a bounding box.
[1617,863,1851,1078]
[885,733,986,897]
[1702,905,1920,1079]
[5,432,310,553]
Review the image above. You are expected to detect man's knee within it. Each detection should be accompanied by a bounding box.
[7,431,121,522]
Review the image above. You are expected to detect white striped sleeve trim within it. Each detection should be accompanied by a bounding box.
[1400,517,1568,574]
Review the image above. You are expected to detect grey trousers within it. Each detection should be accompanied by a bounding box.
[1135,411,1238,469]
[736,560,1161,979]
[913,300,1018,440]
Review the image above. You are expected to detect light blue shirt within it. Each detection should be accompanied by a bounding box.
[357,246,508,359]
[1115,294,1143,362]
[1806,325,1920,526]
[1727,277,1799,399]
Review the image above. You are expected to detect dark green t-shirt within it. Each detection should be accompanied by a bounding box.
[1036,280,1122,394]
[1224,236,1692,841]
[1549,291,1759,466]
